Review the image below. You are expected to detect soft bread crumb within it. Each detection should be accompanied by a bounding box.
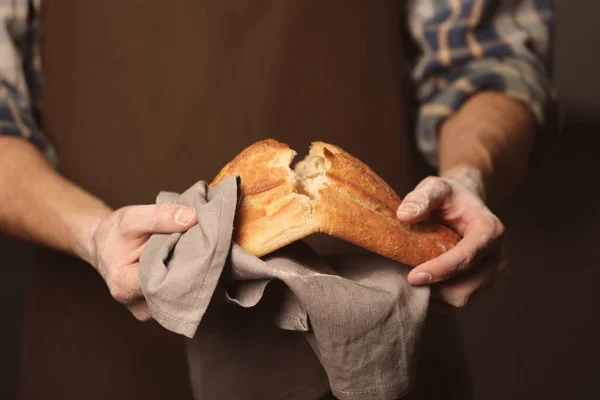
[294,154,328,200]
[298,175,327,199]
[293,143,332,201]
[295,154,326,179]
[267,144,331,220]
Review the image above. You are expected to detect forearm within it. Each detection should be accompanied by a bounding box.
[438,91,537,207]
[0,136,112,263]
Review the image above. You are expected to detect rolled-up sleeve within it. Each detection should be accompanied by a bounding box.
[0,0,55,162]
[406,0,556,167]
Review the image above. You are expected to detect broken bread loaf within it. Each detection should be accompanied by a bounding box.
[210,139,460,267]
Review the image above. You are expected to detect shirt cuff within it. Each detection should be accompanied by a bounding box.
[0,78,57,165]
[415,57,559,168]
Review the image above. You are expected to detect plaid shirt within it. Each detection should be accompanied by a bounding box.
[0,0,554,167]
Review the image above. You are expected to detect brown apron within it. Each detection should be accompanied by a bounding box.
[20,0,471,399]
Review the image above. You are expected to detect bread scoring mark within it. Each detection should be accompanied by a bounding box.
[242,177,287,195]
[326,172,398,217]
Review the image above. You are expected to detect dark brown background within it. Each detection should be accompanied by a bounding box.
[1,1,599,398]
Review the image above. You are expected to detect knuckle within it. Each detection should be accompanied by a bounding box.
[109,284,130,304]
[427,175,450,190]
[406,191,429,206]
[449,287,474,308]
[134,312,152,322]
[451,296,470,308]
[440,178,451,190]
[421,176,451,202]
[479,215,496,232]
[424,176,445,190]
[438,185,451,200]
[107,271,135,304]
[434,177,451,193]
[494,218,506,238]
[482,214,504,237]
[115,209,130,233]
[153,204,175,228]
[422,176,439,187]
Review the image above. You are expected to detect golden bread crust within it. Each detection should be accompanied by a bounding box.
[309,142,459,266]
[211,139,461,266]
[212,139,292,195]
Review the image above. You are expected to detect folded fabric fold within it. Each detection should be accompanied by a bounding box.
[140,177,430,400]
[140,177,240,338]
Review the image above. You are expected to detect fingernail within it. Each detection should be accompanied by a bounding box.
[175,207,196,225]
[409,272,432,285]
[397,203,420,216]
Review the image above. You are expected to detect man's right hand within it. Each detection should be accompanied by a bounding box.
[84,204,197,321]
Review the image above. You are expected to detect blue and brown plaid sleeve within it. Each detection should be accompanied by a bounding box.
[0,0,55,162]
[406,0,555,167]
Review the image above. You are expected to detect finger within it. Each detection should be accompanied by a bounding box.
[108,263,144,305]
[408,218,500,285]
[396,177,451,223]
[435,253,504,308]
[118,204,197,237]
[128,299,152,322]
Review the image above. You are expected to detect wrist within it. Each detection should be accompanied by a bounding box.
[441,165,488,200]
[67,204,112,266]
[437,92,537,207]
[73,217,102,266]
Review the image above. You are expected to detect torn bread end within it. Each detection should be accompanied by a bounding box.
[270,147,297,168]
[293,153,330,201]
[295,154,327,179]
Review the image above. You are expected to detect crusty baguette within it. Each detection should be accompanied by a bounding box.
[211,139,460,266]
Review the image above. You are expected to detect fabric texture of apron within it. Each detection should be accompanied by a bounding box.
[19,0,472,398]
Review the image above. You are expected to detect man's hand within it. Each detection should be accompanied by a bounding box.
[84,204,197,321]
[397,92,536,307]
[396,167,506,308]
[0,137,201,321]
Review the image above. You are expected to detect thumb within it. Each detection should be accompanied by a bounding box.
[118,204,198,237]
[396,177,450,223]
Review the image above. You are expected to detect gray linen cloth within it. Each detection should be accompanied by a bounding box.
[140,177,430,400]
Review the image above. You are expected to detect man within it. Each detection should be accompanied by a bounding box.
[1,0,554,399]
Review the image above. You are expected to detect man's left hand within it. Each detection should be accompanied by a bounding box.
[396,167,507,308]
